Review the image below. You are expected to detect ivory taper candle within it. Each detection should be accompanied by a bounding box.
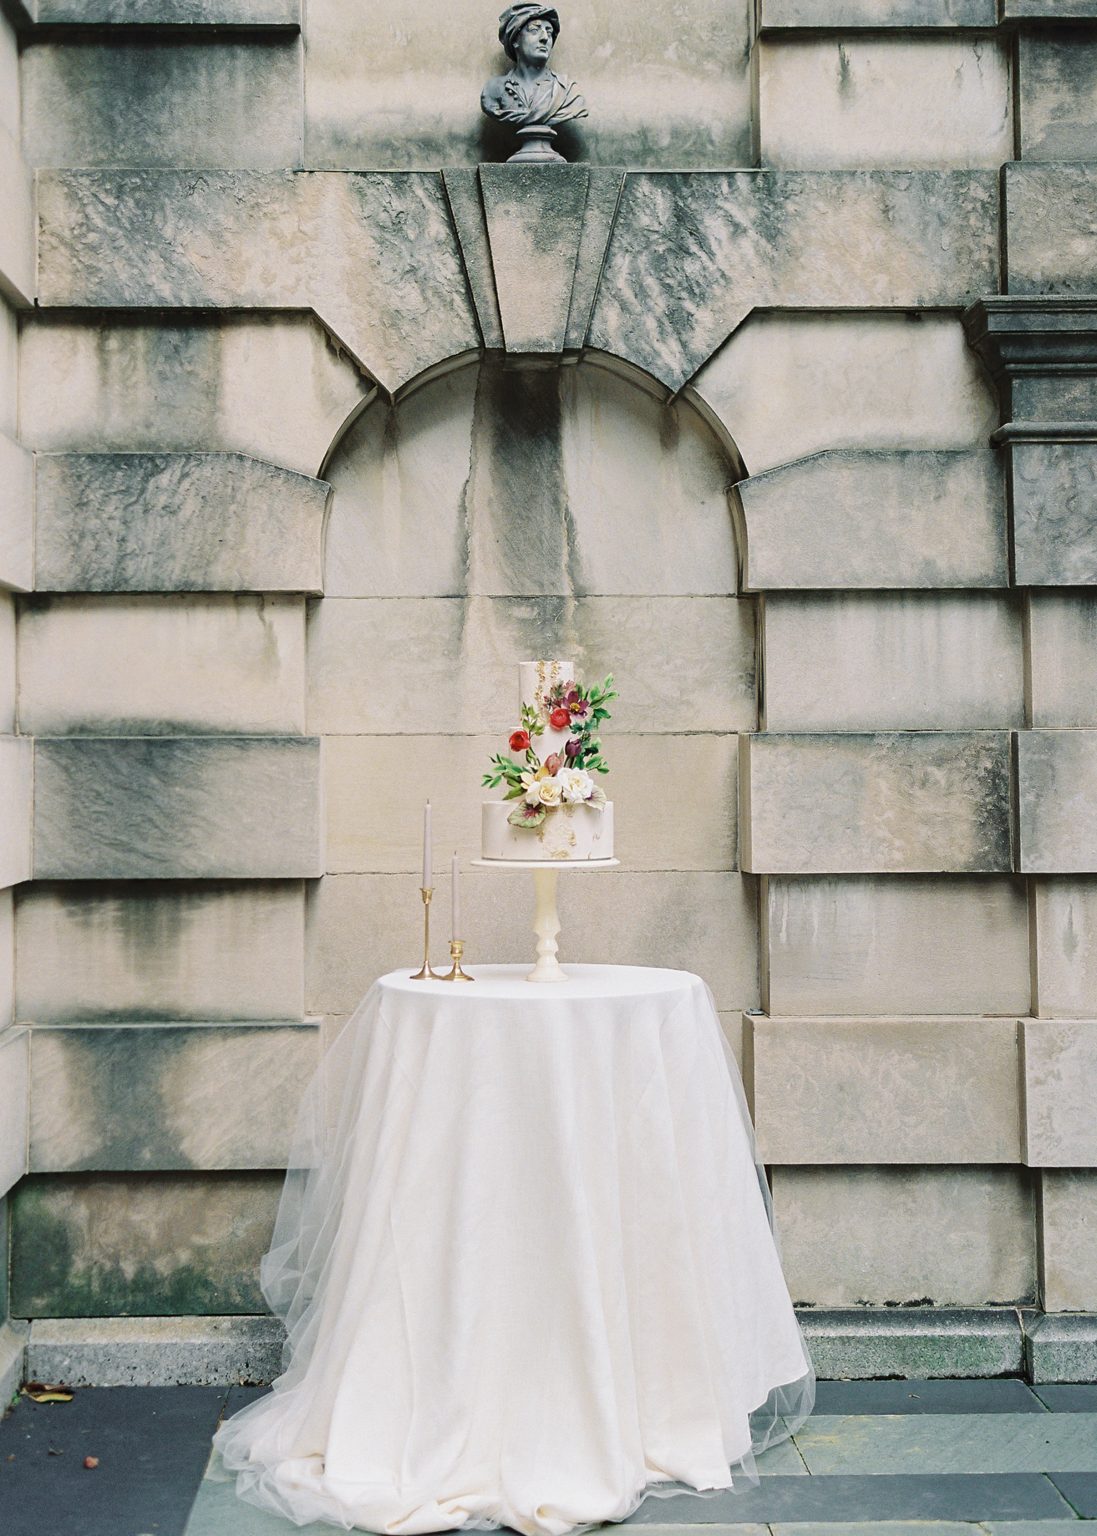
[422,801,432,889]
[451,851,460,939]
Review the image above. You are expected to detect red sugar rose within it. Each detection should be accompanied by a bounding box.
[509,729,530,752]
[549,707,570,730]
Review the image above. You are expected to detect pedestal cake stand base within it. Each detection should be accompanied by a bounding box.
[470,858,619,982]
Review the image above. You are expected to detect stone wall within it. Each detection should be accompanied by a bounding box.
[1,0,1096,1386]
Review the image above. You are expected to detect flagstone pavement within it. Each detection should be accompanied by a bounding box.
[0,1378,1095,1536]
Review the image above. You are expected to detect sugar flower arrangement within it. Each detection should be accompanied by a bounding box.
[483,674,617,830]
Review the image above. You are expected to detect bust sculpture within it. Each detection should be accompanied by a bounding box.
[481,4,588,163]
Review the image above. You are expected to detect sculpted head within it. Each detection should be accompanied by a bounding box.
[498,4,560,66]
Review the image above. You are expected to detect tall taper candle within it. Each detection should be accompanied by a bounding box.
[451,851,460,940]
[422,801,432,889]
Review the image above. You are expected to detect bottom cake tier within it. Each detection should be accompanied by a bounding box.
[481,799,615,861]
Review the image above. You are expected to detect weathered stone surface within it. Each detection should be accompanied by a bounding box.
[566,169,627,351]
[0,14,17,143]
[1004,1,1097,16]
[25,1314,285,1389]
[962,295,1097,423]
[0,126,33,306]
[323,361,740,599]
[9,1172,281,1316]
[1040,1171,1097,1312]
[0,591,13,732]
[35,453,330,594]
[759,0,996,22]
[307,872,759,1016]
[307,596,755,735]
[770,1166,1036,1308]
[765,875,1031,1016]
[0,1026,28,1199]
[762,594,1022,731]
[753,1017,1022,1166]
[22,39,303,170]
[590,172,998,391]
[0,736,32,890]
[441,169,503,351]
[1017,731,1097,874]
[324,734,737,876]
[1032,878,1097,1018]
[802,1309,1024,1383]
[28,1022,318,1173]
[1027,1313,1097,1385]
[759,37,1011,170]
[0,430,33,592]
[1005,164,1097,297]
[0,1317,27,1406]
[305,0,752,172]
[738,451,1006,591]
[0,297,16,436]
[1028,593,1097,726]
[34,0,299,20]
[19,313,371,476]
[15,880,305,1022]
[1022,1020,1097,1167]
[1011,442,1097,586]
[18,595,307,737]
[742,733,1012,875]
[690,313,999,476]
[36,171,478,393]
[0,887,12,1029]
[479,164,590,355]
[1019,30,1097,162]
[33,738,323,880]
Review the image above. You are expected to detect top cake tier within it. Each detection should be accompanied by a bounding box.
[520,660,574,757]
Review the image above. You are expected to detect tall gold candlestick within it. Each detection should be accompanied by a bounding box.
[410,887,442,980]
[441,938,474,982]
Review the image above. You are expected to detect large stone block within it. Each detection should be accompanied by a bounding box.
[690,314,998,477]
[762,594,1022,731]
[1004,1,1097,17]
[19,313,371,477]
[0,736,32,890]
[323,734,737,876]
[737,451,1006,592]
[33,738,323,880]
[1033,878,1097,1018]
[0,429,33,592]
[0,296,16,436]
[1005,164,1097,297]
[590,172,999,391]
[753,1017,1022,1165]
[742,733,1012,875]
[765,874,1032,1016]
[1017,730,1097,874]
[0,125,33,306]
[478,164,590,355]
[28,1022,318,1173]
[0,1025,28,1200]
[0,886,12,1029]
[759,37,1011,171]
[1040,1171,1097,1312]
[36,170,478,393]
[18,595,307,737]
[1022,1020,1097,1167]
[802,1309,1024,1382]
[1019,30,1097,162]
[1028,593,1097,726]
[15,880,305,1022]
[305,0,752,172]
[22,38,303,170]
[323,362,740,601]
[306,872,759,1016]
[34,0,299,20]
[759,0,996,22]
[0,12,17,142]
[770,1166,1036,1308]
[0,591,12,732]
[9,1172,281,1317]
[35,453,330,594]
[307,596,755,736]
[25,1314,285,1389]
[1011,442,1097,586]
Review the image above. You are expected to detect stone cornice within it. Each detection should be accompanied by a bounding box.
[963,296,1097,382]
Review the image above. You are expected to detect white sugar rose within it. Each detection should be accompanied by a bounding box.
[537,777,564,806]
[558,768,594,803]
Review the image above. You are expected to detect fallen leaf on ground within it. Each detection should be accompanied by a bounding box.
[21,1384,73,1403]
[83,1455,99,1469]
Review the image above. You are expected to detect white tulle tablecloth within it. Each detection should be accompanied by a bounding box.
[213,964,815,1536]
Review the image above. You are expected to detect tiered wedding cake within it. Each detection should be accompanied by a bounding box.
[481,660,615,861]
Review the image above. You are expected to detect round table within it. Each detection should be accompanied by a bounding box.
[213,965,815,1536]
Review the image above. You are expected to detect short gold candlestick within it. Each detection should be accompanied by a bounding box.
[441,939,474,982]
[410,888,442,980]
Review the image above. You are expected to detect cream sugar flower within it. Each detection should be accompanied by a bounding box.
[537,777,564,806]
[557,767,594,803]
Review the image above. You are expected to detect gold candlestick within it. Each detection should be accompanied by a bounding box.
[410,888,442,980]
[441,938,474,982]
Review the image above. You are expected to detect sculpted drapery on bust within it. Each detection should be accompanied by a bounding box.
[482,4,588,163]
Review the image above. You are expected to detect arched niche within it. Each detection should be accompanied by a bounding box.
[304,356,759,1030]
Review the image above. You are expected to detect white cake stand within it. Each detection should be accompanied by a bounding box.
[470,858,620,983]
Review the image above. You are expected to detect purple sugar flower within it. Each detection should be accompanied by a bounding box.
[564,737,582,760]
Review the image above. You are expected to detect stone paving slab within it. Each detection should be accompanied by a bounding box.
[620,1475,1077,1524]
[794,1414,1097,1476]
[1048,1475,1097,1519]
[813,1379,1047,1415]
[1036,1386,1097,1413]
[981,1524,1094,1535]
